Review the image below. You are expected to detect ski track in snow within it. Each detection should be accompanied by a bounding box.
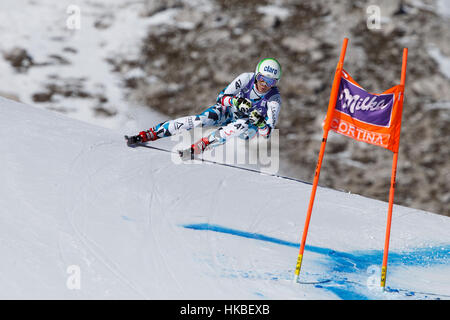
[148,182,186,297]
[65,141,148,298]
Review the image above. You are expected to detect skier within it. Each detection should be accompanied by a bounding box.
[125,58,282,159]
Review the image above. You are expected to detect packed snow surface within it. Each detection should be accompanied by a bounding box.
[0,97,449,299]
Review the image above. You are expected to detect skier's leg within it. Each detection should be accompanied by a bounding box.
[188,118,250,155]
[128,104,226,145]
[208,118,250,146]
[152,104,225,139]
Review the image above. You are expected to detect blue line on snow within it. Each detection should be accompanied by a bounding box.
[182,223,450,300]
[184,223,299,248]
[121,215,135,221]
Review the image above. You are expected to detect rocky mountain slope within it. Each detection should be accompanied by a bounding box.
[117,0,450,216]
[1,0,449,215]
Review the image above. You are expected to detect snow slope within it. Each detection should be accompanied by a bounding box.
[0,97,449,300]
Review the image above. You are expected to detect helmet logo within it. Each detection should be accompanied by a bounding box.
[264,65,278,75]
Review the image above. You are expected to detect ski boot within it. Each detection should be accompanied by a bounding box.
[178,137,211,160]
[125,128,157,147]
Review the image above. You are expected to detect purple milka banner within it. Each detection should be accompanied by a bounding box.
[335,77,394,127]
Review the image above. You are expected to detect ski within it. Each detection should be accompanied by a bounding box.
[126,135,195,160]
[124,135,142,147]
[125,140,312,185]
[178,147,195,161]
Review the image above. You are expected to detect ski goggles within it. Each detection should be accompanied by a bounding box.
[256,73,278,87]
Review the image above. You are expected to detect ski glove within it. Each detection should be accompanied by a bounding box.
[249,109,266,128]
[232,97,252,114]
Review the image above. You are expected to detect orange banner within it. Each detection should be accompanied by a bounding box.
[328,69,404,152]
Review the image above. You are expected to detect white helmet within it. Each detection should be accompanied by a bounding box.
[255,58,282,86]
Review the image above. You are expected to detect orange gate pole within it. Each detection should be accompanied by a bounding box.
[293,38,348,283]
[381,47,408,289]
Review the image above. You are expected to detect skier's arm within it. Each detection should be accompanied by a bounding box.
[216,73,254,107]
[258,95,281,138]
